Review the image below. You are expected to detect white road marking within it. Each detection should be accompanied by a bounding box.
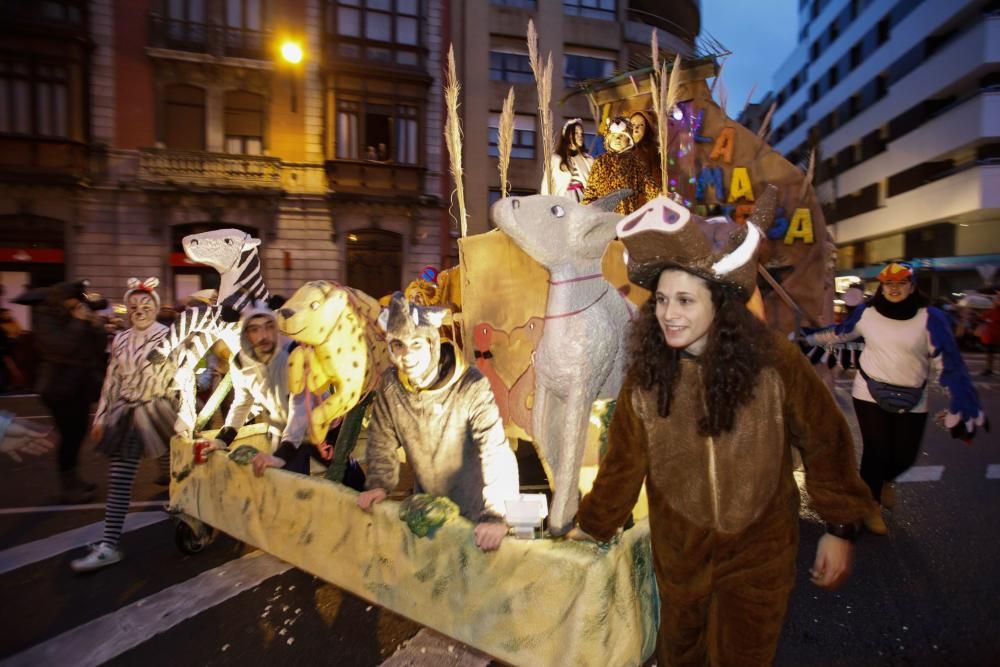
[895,466,945,483]
[0,500,165,516]
[0,511,169,575]
[986,464,1000,480]
[3,550,291,667]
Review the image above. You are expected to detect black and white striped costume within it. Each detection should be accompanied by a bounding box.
[92,322,178,549]
[153,243,271,366]
[94,322,178,459]
[150,236,270,433]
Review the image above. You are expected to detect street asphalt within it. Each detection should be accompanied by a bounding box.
[0,354,997,666]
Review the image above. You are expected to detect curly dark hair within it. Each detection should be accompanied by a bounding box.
[626,273,771,436]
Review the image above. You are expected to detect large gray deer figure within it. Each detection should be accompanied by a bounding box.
[491,191,633,535]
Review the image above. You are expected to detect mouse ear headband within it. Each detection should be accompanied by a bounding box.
[124,277,161,309]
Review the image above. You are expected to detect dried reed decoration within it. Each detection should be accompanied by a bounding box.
[798,148,816,204]
[649,45,682,196]
[444,45,467,237]
[756,101,776,141]
[527,20,555,197]
[497,87,516,198]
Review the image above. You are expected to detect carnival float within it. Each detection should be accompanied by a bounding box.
[160,21,834,666]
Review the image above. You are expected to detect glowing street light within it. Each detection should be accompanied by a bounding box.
[278,40,304,112]
[280,40,303,65]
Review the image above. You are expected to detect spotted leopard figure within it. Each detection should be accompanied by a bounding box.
[276,281,390,445]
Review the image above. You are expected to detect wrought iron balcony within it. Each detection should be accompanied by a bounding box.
[0,136,88,184]
[138,148,282,190]
[148,15,269,60]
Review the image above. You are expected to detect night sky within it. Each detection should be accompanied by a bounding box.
[700,0,799,118]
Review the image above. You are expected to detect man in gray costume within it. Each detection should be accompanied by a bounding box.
[357,292,518,552]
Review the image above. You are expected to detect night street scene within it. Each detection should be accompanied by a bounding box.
[1,0,999,666]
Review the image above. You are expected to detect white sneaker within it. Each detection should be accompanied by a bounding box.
[70,542,123,573]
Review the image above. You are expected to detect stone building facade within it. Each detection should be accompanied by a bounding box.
[0,0,448,327]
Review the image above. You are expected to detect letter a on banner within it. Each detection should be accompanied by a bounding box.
[784,208,815,244]
[727,167,755,203]
[708,127,735,163]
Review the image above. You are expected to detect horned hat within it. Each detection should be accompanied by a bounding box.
[616,185,779,299]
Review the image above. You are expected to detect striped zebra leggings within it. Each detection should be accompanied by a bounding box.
[101,452,169,547]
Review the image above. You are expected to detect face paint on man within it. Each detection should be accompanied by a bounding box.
[127,293,157,331]
[245,315,277,361]
[388,335,437,389]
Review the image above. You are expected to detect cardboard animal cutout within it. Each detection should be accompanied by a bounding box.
[149,229,271,433]
[490,191,636,535]
[277,281,389,444]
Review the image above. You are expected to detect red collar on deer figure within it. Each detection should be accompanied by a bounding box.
[545,272,609,320]
[546,272,638,321]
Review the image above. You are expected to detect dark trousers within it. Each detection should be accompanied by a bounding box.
[42,393,92,473]
[853,398,928,504]
[281,444,326,475]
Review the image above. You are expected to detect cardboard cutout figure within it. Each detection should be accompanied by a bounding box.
[490,190,636,535]
[276,281,389,444]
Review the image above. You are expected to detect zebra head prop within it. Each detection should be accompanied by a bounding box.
[183,229,260,274]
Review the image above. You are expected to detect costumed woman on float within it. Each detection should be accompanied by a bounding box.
[72,278,179,572]
[570,196,874,667]
[540,118,594,202]
[804,261,987,535]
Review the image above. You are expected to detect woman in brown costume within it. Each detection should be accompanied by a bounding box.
[571,196,874,666]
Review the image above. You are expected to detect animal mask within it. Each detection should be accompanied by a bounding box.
[183,229,260,273]
[277,281,349,347]
[379,292,449,388]
[602,116,635,153]
[617,185,778,299]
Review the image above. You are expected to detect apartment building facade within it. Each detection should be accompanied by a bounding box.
[767,0,1000,293]
[0,0,448,328]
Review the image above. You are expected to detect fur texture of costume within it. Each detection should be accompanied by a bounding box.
[578,332,873,665]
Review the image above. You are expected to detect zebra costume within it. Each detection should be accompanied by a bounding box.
[151,241,271,367]
[148,230,271,433]
[72,280,179,572]
[94,321,178,459]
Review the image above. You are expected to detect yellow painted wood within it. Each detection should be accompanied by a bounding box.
[170,427,658,667]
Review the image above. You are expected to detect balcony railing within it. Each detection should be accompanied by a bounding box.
[138,149,282,190]
[0,136,88,183]
[148,15,269,60]
[324,160,426,198]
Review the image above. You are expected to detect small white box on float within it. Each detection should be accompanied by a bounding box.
[504,493,549,539]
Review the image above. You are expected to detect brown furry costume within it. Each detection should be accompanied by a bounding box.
[578,331,872,666]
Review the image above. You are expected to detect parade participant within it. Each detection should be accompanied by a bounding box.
[0,410,53,462]
[581,116,659,214]
[205,301,317,478]
[357,293,519,553]
[805,262,987,534]
[981,294,1000,375]
[540,118,593,202]
[33,281,107,504]
[71,278,178,572]
[570,197,874,667]
[629,110,661,185]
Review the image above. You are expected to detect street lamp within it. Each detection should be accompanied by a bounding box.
[281,41,303,65]
[280,39,303,112]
